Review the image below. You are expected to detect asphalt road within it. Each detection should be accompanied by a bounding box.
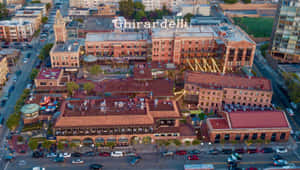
[6,151,300,170]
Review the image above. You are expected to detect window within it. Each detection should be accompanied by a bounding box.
[271,133,277,141]
[280,133,286,140]
[215,134,220,139]
[235,134,241,141]
[243,134,249,140]
[260,133,266,140]
[40,82,47,86]
[224,134,230,141]
[252,133,258,140]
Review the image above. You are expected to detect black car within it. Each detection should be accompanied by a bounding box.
[85,151,96,156]
[222,149,233,154]
[32,151,43,158]
[188,149,201,154]
[89,164,103,170]
[208,149,220,155]
[71,152,81,157]
[260,147,273,153]
[272,154,283,161]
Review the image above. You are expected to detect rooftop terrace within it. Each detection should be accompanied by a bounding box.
[52,40,80,53]
[36,68,62,80]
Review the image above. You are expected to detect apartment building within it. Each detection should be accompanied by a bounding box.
[152,24,256,72]
[270,0,300,63]
[0,20,34,42]
[0,57,9,87]
[184,71,273,113]
[69,0,120,8]
[142,0,182,12]
[5,0,25,5]
[13,9,43,30]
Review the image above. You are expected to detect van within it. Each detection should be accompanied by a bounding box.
[110,151,124,157]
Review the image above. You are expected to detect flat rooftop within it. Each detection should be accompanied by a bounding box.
[86,32,148,42]
[36,68,62,80]
[0,20,31,26]
[52,40,80,53]
[81,16,114,31]
[185,71,272,91]
[15,9,42,16]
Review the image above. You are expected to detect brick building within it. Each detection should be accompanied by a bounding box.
[207,110,291,143]
[184,71,273,113]
[0,20,34,42]
[85,32,149,61]
[50,40,81,68]
[53,98,196,145]
[152,24,256,73]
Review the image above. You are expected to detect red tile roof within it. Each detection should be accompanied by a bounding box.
[229,111,289,129]
[185,72,272,91]
[37,68,62,80]
[208,118,229,129]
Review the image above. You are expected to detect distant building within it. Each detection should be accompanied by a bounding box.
[152,24,256,73]
[53,98,196,145]
[0,57,9,87]
[97,3,116,16]
[6,0,25,5]
[23,3,47,16]
[207,110,291,143]
[270,0,300,63]
[184,71,273,113]
[180,4,210,16]
[85,32,149,61]
[142,0,182,12]
[50,40,81,68]
[54,10,67,43]
[0,48,21,68]
[13,9,43,30]
[69,0,120,9]
[0,20,34,42]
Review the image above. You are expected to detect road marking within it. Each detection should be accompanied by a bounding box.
[4,161,9,170]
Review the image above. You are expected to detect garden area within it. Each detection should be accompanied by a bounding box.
[233,17,274,38]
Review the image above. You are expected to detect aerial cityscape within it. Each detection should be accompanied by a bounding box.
[0,0,299,169]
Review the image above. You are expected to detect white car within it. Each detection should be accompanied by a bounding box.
[286,108,294,116]
[59,153,71,158]
[71,159,84,164]
[110,151,124,157]
[276,147,288,153]
[46,153,57,158]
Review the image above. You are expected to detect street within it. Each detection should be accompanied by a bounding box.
[6,151,300,170]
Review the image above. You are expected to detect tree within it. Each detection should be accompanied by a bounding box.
[89,65,102,75]
[134,1,145,11]
[0,3,9,20]
[224,0,238,4]
[46,3,51,11]
[83,82,95,94]
[183,13,194,23]
[70,142,77,149]
[134,10,146,21]
[28,138,39,151]
[164,140,171,147]
[57,142,64,151]
[173,139,181,147]
[106,142,116,149]
[30,68,39,80]
[6,113,20,131]
[184,141,191,146]
[119,0,134,19]
[42,16,48,24]
[192,139,201,146]
[31,0,41,3]
[242,0,251,3]
[42,140,52,151]
[66,82,79,96]
[74,18,84,23]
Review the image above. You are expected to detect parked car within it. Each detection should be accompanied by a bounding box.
[99,152,110,157]
[129,156,141,165]
[286,108,294,116]
[276,147,288,153]
[234,148,245,154]
[53,156,64,162]
[32,151,43,158]
[71,159,84,164]
[85,151,96,156]
[175,150,187,155]
[273,159,288,166]
[71,152,81,157]
[188,155,199,160]
[110,151,124,158]
[231,153,242,161]
[89,164,103,170]
[272,154,283,161]
[260,147,273,153]
[125,152,137,157]
[222,149,233,154]
[245,168,258,170]
[188,149,201,154]
[208,149,220,155]
[247,148,258,154]
[60,153,71,158]
[46,153,57,158]
[162,151,174,157]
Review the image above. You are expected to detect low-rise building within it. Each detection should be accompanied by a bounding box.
[207,110,291,143]
[0,20,34,42]
[97,3,116,16]
[180,4,210,16]
[85,32,149,61]
[0,48,20,68]
[0,57,9,87]
[23,3,47,16]
[13,9,43,30]
[219,3,277,17]
[6,0,25,5]
[184,71,273,113]
[50,40,81,68]
[53,98,196,145]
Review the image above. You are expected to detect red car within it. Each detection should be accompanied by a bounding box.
[247,148,258,154]
[188,155,199,160]
[99,152,110,157]
[234,148,245,154]
[246,168,258,170]
[175,150,187,155]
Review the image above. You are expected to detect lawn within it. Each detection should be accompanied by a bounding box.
[233,17,274,38]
